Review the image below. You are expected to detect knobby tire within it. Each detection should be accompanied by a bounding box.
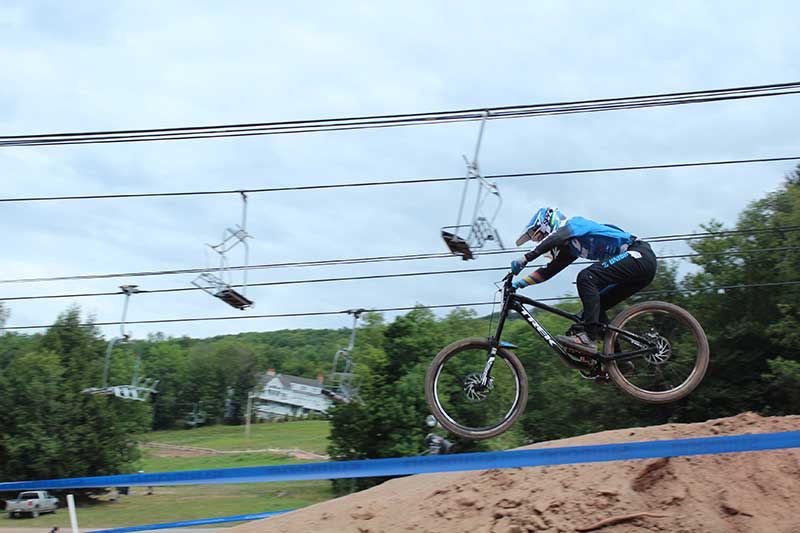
[604,301,709,403]
[425,338,528,440]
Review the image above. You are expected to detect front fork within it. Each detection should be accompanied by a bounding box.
[481,290,511,386]
[480,348,498,387]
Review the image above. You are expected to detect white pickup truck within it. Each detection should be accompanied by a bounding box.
[5,490,59,518]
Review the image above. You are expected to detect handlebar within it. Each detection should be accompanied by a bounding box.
[503,272,515,292]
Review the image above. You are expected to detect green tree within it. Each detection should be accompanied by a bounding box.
[328,307,494,494]
[680,172,800,419]
[0,350,65,480]
[382,306,441,377]
[762,358,800,414]
[142,340,189,429]
[0,307,148,495]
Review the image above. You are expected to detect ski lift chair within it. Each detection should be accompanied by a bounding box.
[193,273,254,310]
[82,285,159,401]
[192,192,254,310]
[440,113,505,260]
[325,308,366,403]
[441,227,474,260]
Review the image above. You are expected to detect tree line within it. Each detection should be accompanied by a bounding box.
[0,311,354,487]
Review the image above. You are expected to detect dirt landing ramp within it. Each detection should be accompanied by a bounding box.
[231,412,800,532]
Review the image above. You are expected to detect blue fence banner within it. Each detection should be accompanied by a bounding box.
[1,431,798,491]
[87,510,291,533]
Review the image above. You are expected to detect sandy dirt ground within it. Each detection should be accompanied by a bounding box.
[230,412,800,533]
[0,529,222,533]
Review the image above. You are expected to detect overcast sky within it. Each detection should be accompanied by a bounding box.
[1,1,799,340]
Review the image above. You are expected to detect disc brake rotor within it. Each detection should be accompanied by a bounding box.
[463,373,494,402]
[644,331,672,365]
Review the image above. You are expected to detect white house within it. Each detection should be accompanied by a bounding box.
[254,369,333,420]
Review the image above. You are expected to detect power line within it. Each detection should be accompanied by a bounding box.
[2,82,800,147]
[644,225,800,242]
[1,155,798,204]
[2,246,798,303]
[4,279,799,331]
[1,225,798,286]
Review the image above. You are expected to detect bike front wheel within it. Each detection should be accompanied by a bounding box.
[425,338,528,440]
[604,301,709,403]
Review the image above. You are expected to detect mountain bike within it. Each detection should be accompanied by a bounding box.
[425,273,709,440]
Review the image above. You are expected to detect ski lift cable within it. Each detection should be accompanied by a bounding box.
[1,155,798,204]
[0,245,797,303]
[2,82,800,147]
[1,88,797,147]
[0,224,797,286]
[7,81,800,141]
[4,279,800,331]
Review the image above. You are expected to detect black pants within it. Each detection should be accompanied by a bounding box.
[575,240,657,339]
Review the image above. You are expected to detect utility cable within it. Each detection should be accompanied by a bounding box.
[4,279,800,330]
[2,82,799,147]
[1,225,798,285]
[2,246,797,302]
[1,155,799,204]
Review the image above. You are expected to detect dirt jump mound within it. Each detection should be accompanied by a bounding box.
[231,412,800,532]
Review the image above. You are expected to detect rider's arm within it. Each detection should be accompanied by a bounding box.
[515,246,576,287]
[523,225,574,263]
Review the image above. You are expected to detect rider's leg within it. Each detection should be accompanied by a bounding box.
[592,245,656,371]
[555,268,620,354]
[557,263,616,354]
[559,242,656,355]
[599,279,651,313]
[575,267,625,340]
[599,242,657,310]
[576,241,657,339]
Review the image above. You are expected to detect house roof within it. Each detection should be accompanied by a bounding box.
[259,372,322,389]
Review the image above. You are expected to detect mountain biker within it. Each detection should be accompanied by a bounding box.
[510,207,657,355]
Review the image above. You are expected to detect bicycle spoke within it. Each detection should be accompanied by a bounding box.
[432,346,522,434]
[613,309,702,395]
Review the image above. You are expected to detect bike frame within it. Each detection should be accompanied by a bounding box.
[482,274,658,384]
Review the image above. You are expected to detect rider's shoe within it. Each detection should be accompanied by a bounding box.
[556,332,598,355]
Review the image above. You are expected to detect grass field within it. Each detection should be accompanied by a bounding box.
[139,419,331,454]
[0,420,334,529]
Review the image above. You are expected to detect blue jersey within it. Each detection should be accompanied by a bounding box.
[519,216,638,286]
[562,217,635,261]
[523,216,635,263]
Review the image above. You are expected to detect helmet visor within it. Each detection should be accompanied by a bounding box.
[515,227,545,247]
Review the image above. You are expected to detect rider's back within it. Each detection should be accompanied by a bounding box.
[563,216,635,261]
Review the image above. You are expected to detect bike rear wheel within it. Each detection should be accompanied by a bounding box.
[425,338,527,440]
[604,301,709,403]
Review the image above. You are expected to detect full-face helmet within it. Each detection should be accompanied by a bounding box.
[515,207,566,246]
